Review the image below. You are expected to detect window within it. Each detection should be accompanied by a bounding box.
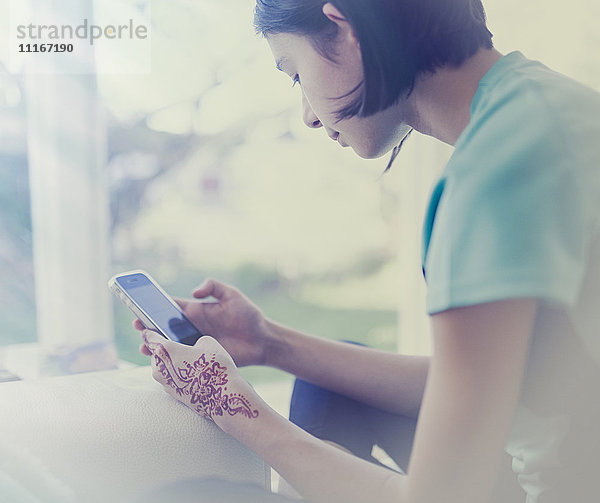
[1,0,598,381]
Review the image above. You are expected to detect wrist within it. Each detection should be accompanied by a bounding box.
[261,318,291,369]
[221,398,287,456]
[217,388,270,438]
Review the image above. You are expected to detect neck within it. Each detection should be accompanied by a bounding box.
[406,48,503,145]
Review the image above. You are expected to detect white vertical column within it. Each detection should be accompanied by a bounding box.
[25,0,116,375]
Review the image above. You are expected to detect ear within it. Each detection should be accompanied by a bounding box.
[322,3,360,48]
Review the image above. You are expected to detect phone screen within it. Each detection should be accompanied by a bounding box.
[116,273,202,346]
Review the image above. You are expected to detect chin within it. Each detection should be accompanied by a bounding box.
[351,142,391,160]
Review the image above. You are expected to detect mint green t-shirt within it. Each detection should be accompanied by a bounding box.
[422,52,600,502]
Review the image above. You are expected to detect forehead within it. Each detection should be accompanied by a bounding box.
[267,33,313,69]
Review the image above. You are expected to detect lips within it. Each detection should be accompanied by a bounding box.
[327,131,348,147]
[337,136,348,148]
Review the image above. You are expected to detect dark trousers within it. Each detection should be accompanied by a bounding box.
[289,369,525,503]
[289,377,417,473]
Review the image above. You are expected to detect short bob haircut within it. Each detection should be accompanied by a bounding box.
[254,0,493,120]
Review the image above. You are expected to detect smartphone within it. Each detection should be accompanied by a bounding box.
[108,270,204,346]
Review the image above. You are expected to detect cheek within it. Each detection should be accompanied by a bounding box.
[301,64,361,126]
[302,83,339,125]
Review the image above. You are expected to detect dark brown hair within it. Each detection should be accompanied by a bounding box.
[255,0,493,121]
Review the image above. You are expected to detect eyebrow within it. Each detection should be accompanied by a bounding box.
[275,57,287,72]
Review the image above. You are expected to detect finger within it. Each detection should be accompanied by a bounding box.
[142,330,174,354]
[141,330,156,354]
[150,363,164,384]
[163,297,213,338]
[192,279,230,300]
[171,297,207,325]
[139,342,152,356]
[142,329,163,343]
[133,319,145,331]
[173,297,190,311]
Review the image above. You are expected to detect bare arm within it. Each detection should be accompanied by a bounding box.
[403,298,536,502]
[221,298,537,503]
[263,319,429,418]
[137,279,430,419]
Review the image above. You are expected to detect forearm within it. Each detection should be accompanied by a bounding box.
[227,399,405,503]
[263,319,429,418]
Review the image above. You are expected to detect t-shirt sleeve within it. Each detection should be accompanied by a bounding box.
[424,111,589,315]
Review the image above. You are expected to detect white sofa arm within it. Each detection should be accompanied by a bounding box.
[0,366,270,503]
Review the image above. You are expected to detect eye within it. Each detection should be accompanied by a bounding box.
[291,74,301,88]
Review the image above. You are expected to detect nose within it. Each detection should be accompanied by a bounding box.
[302,92,322,129]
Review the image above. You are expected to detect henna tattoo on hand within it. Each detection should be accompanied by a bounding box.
[146,339,259,421]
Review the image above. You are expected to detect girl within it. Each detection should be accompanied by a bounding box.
[138,1,600,502]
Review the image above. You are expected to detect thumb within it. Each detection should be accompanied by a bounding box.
[192,334,221,351]
[192,278,229,301]
[173,297,191,311]
[142,330,170,353]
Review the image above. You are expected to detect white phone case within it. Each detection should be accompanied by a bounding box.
[108,269,184,340]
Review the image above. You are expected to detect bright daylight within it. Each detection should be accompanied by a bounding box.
[1,1,599,502]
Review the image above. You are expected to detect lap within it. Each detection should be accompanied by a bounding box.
[288,342,524,501]
[289,375,416,472]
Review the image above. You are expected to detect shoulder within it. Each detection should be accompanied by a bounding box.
[452,54,600,183]
[423,58,600,314]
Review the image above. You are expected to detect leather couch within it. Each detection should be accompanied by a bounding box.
[0,366,270,502]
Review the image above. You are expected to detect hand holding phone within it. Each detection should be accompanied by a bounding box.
[109,270,204,346]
